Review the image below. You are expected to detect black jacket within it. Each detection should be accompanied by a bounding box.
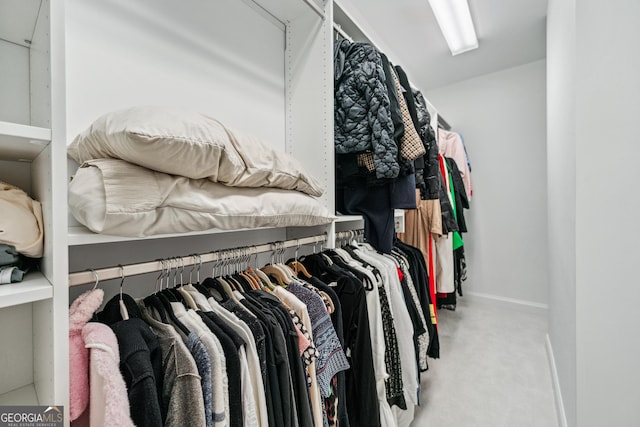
[413,90,441,199]
[394,66,440,200]
[446,157,469,233]
[334,38,399,180]
[99,295,164,427]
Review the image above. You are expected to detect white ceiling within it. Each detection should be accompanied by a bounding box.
[334,0,547,91]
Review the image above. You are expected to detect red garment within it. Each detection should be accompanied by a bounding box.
[427,232,439,328]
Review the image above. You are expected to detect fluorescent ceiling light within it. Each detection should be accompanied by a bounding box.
[428,0,478,56]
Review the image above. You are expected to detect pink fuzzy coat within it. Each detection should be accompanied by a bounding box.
[69,289,104,421]
[83,322,135,427]
[69,289,135,427]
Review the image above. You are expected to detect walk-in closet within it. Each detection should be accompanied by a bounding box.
[1,0,639,426]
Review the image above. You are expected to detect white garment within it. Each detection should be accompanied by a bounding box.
[333,249,397,427]
[435,234,455,293]
[171,302,228,427]
[182,285,231,426]
[206,296,268,427]
[392,404,415,427]
[332,250,390,389]
[356,247,420,419]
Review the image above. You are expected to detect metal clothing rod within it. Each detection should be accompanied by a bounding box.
[333,23,353,41]
[68,234,328,287]
[302,0,326,20]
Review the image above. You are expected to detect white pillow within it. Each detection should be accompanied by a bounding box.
[68,159,334,237]
[67,106,324,197]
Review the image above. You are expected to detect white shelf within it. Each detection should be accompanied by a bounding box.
[0,121,51,162]
[0,383,39,405]
[0,271,53,309]
[68,225,281,246]
[335,214,364,223]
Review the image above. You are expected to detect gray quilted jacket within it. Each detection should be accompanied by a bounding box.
[334,38,399,179]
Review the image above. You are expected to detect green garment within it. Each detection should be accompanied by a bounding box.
[445,161,464,250]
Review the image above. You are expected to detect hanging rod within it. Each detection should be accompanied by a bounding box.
[335,229,363,239]
[335,229,364,243]
[333,23,353,41]
[302,0,326,20]
[68,234,328,287]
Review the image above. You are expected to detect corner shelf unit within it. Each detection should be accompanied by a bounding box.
[0,0,68,411]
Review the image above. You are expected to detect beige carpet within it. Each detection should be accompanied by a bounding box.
[410,295,558,427]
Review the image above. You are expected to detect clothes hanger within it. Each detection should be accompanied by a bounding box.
[161,258,187,305]
[118,265,130,321]
[228,249,249,293]
[287,239,313,279]
[220,250,246,302]
[174,258,199,310]
[316,238,333,265]
[190,254,215,298]
[277,242,297,281]
[144,260,170,323]
[203,251,234,303]
[261,242,291,286]
[244,246,275,290]
[238,248,261,290]
[89,269,100,290]
[154,259,192,335]
[187,254,197,285]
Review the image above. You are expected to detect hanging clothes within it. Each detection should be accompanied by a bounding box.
[98,296,167,427]
[438,128,472,200]
[70,237,448,427]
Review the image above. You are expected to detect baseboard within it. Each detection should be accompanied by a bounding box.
[464,291,549,313]
[546,334,568,427]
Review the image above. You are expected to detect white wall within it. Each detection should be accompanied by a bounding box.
[427,60,548,306]
[547,0,640,425]
[575,1,640,425]
[65,0,285,144]
[546,0,576,425]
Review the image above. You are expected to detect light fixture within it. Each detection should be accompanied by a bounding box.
[428,0,478,56]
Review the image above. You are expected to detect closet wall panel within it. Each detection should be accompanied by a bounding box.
[0,304,34,397]
[65,0,286,144]
[285,6,335,211]
[29,1,52,129]
[0,40,30,124]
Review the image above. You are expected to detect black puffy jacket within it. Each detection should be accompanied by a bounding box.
[413,90,441,200]
[334,38,399,180]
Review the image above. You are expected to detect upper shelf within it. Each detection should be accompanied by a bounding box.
[0,121,51,162]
